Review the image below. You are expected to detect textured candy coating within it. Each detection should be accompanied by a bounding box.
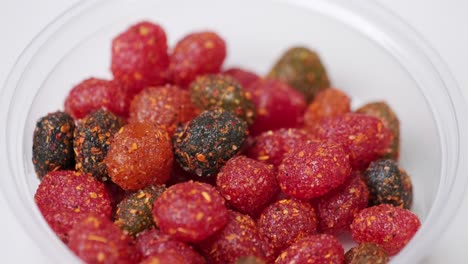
[153,181,228,242]
[364,159,413,209]
[246,79,306,136]
[275,234,344,264]
[140,252,185,264]
[173,109,247,177]
[223,68,260,89]
[313,113,393,169]
[268,47,330,102]
[32,111,75,179]
[34,171,112,241]
[345,243,389,264]
[258,199,318,257]
[129,85,199,136]
[170,32,226,87]
[216,155,279,217]
[350,204,421,255]
[64,78,128,119]
[304,88,351,129]
[356,101,400,159]
[68,214,140,264]
[246,128,311,167]
[199,211,267,264]
[278,141,351,199]
[316,171,369,234]
[115,185,166,236]
[74,109,125,182]
[190,74,255,125]
[235,256,267,264]
[105,122,173,190]
[111,21,169,95]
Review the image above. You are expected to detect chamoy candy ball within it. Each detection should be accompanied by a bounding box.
[316,171,369,234]
[64,78,129,119]
[173,109,247,177]
[153,181,228,242]
[268,46,330,103]
[313,113,393,169]
[246,128,311,167]
[170,31,226,87]
[128,85,199,136]
[350,204,421,255]
[364,159,413,209]
[105,122,173,190]
[257,199,318,257]
[68,214,140,264]
[216,155,279,217]
[199,211,267,264]
[140,253,185,264]
[246,79,307,136]
[278,140,351,199]
[115,185,166,237]
[34,171,112,241]
[223,67,260,89]
[190,74,256,125]
[304,88,351,129]
[74,109,126,182]
[111,21,169,96]
[275,234,344,264]
[356,101,400,159]
[345,243,389,264]
[32,111,75,179]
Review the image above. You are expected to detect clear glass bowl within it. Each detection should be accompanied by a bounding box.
[1,0,467,263]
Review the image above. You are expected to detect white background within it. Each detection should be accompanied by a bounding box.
[0,0,467,263]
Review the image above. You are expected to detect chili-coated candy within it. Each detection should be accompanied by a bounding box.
[257,199,318,257]
[235,256,266,264]
[129,85,199,136]
[223,68,260,89]
[313,113,393,169]
[304,88,351,129]
[190,74,255,125]
[140,252,185,264]
[356,101,400,160]
[115,185,166,236]
[345,243,389,264]
[32,111,75,179]
[173,109,247,177]
[74,109,125,182]
[274,234,344,264]
[153,181,228,242]
[316,171,369,234]
[216,155,279,217]
[350,204,421,255]
[68,214,140,264]
[111,21,169,96]
[170,31,226,87]
[278,140,351,199]
[246,78,306,136]
[105,122,173,190]
[268,46,330,103]
[364,159,413,209]
[34,171,112,241]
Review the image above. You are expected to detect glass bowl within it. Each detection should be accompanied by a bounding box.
[1,0,467,263]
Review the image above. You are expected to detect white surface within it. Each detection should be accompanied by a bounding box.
[0,0,466,263]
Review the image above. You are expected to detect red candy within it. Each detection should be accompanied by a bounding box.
[277,140,351,199]
[246,79,307,136]
[304,88,351,129]
[316,171,369,234]
[34,171,112,241]
[246,128,311,167]
[313,113,393,169]
[153,181,228,242]
[64,78,128,119]
[68,214,140,264]
[350,204,421,256]
[275,234,344,264]
[216,155,279,217]
[111,21,169,95]
[140,252,185,264]
[222,67,260,89]
[170,31,226,87]
[199,211,267,264]
[257,199,318,258]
